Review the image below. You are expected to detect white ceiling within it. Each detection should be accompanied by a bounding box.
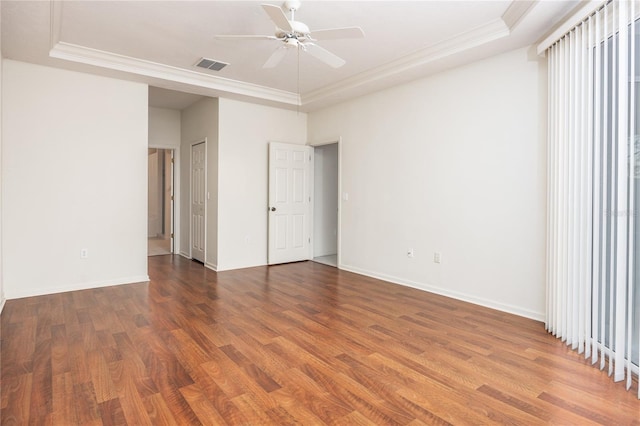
[2,0,579,111]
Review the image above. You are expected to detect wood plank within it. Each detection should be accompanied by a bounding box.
[72,381,102,425]
[87,350,119,403]
[51,372,78,425]
[28,337,53,422]
[98,397,127,426]
[1,373,33,424]
[109,371,154,425]
[230,393,275,425]
[143,392,179,425]
[179,383,232,426]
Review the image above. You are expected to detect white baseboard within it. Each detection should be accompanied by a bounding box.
[179,251,191,259]
[339,263,545,322]
[5,275,150,300]
[0,295,5,315]
[313,251,337,258]
[215,261,269,272]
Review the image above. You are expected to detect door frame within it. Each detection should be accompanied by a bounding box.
[309,137,342,267]
[147,145,178,254]
[189,139,207,262]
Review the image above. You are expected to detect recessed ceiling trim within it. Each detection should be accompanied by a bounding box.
[49,41,299,106]
[49,0,63,51]
[302,17,511,107]
[502,0,537,30]
[42,0,552,111]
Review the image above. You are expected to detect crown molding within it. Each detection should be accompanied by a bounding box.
[301,18,510,106]
[48,0,298,106]
[502,0,537,30]
[301,0,537,107]
[49,42,300,106]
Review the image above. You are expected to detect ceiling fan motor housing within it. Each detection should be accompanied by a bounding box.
[289,21,310,34]
[276,21,310,42]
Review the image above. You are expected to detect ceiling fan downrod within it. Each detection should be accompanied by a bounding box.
[283,0,301,21]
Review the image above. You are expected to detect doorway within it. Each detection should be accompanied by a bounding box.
[312,143,339,267]
[148,148,174,256]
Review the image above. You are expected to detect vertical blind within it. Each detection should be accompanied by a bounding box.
[546,0,640,397]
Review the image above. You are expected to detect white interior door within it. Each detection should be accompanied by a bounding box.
[191,142,206,263]
[268,142,312,265]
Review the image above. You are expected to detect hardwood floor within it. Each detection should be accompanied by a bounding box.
[1,255,639,425]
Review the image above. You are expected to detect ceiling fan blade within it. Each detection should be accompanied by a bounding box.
[263,47,289,68]
[304,43,346,68]
[216,35,280,40]
[310,27,365,40]
[261,4,293,32]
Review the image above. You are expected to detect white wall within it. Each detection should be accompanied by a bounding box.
[180,97,218,269]
[2,60,149,299]
[313,143,338,257]
[217,98,307,271]
[0,12,4,313]
[149,107,181,148]
[308,46,547,320]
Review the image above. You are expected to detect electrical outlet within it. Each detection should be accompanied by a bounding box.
[407,248,414,258]
[80,248,88,259]
[434,252,441,263]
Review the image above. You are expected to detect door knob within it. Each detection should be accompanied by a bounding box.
[270,207,276,212]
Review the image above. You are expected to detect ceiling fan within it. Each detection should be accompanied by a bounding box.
[216,0,365,69]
